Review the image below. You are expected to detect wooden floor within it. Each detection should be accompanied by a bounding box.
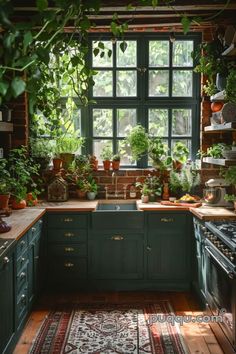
[14,291,227,354]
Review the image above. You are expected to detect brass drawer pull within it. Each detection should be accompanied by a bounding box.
[39,220,43,224]
[64,262,74,268]
[64,247,75,252]
[64,232,75,238]
[20,294,26,303]
[31,227,36,232]
[63,218,73,222]
[20,257,25,263]
[111,235,124,241]
[20,240,26,247]
[160,218,174,223]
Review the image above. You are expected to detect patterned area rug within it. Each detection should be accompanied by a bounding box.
[30,301,189,354]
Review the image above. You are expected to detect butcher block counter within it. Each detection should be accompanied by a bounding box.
[1,200,236,241]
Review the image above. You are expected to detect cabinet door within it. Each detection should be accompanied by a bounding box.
[89,232,144,279]
[147,229,188,281]
[28,234,41,308]
[0,253,14,354]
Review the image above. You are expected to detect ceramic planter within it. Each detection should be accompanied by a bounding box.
[112,160,120,171]
[87,192,96,200]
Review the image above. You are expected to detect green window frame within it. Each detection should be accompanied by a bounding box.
[82,33,201,167]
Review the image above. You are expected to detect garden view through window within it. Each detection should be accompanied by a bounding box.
[88,34,200,166]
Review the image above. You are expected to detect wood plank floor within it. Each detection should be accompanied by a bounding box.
[14,291,227,354]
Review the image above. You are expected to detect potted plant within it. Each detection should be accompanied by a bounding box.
[100,146,112,171]
[55,135,84,169]
[172,141,189,170]
[75,178,87,199]
[206,143,230,159]
[30,138,53,171]
[84,177,98,200]
[169,165,201,197]
[137,183,150,203]
[89,155,98,171]
[7,146,41,209]
[224,194,236,210]
[220,166,236,186]
[126,125,149,161]
[144,174,162,202]
[0,159,12,209]
[148,137,172,170]
[112,154,120,171]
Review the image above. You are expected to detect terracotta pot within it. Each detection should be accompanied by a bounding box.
[0,194,10,209]
[76,189,86,199]
[52,157,63,171]
[12,198,27,210]
[103,160,111,171]
[112,160,120,171]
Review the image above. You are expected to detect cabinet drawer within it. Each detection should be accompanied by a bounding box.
[28,219,43,241]
[47,214,88,229]
[16,234,28,258]
[147,213,187,230]
[16,249,28,270]
[16,263,28,294]
[92,212,144,230]
[48,244,87,257]
[16,288,28,326]
[49,257,87,279]
[47,229,87,243]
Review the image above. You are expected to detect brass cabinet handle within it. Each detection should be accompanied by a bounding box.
[63,218,73,222]
[20,240,26,247]
[3,257,9,264]
[64,247,75,252]
[111,235,124,241]
[147,246,152,252]
[64,232,75,238]
[20,294,26,303]
[39,220,43,224]
[64,262,74,268]
[160,218,174,223]
[34,256,40,260]
[31,227,36,232]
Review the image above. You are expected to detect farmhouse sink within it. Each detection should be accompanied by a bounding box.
[96,200,138,211]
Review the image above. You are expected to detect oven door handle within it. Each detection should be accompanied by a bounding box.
[205,246,235,279]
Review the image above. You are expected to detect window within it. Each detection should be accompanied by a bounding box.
[86,34,200,167]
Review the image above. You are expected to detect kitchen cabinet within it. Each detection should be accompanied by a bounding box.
[89,231,144,279]
[0,249,14,354]
[193,217,207,304]
[146,212,191,289]
[46,212,89,285]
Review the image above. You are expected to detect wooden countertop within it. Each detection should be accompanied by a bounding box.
[1,200,236,242]
[1,208,46,241]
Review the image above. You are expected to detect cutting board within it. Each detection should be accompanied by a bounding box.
[160,201,202,208]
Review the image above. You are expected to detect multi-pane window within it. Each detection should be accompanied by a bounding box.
[86,34,200,166]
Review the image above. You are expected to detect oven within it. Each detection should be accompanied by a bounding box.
[204,233,236,350]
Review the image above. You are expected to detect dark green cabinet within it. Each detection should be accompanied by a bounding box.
[46,212,89,284]
[0,250,14,354]
[146,212,191,288]
[89,232,144,279]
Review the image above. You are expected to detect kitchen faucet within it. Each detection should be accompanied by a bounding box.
[112,171,118,198]
[104,172,127,199]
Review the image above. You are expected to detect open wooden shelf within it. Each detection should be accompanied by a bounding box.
[222,43,236,57]
[210,91,225,101]
[203,157,236,166]
[204,122,236,132]
[0,122,13,132]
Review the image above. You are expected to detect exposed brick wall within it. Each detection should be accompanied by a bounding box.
[9,91,29,148]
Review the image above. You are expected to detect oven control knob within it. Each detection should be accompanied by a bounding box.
[201,226,206,232]
[214,241,221,247]
[223,249,229,256]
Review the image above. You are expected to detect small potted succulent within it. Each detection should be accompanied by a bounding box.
[84,177,98,200]
[100,146,112,171]
[75,178,87,199]
[112,154,120,171]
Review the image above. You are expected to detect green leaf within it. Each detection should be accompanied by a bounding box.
[80,17,91,30]
[120,41,127,53]
[0,81,9,96]
[108,49,112,58]
[98,41,105,50]
[152,0,158,6]
[11,77,26,98]
[93,48,99,57]
[126,4,135,10]
[111,21,119,36]
[36,0,48,11]
[23,31,33,50]
[71,56,81,67]
[181,16,191,34]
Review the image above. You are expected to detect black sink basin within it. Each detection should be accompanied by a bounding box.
[96,201,137,211]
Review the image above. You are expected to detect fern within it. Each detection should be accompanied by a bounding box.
[170,166,200,194]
